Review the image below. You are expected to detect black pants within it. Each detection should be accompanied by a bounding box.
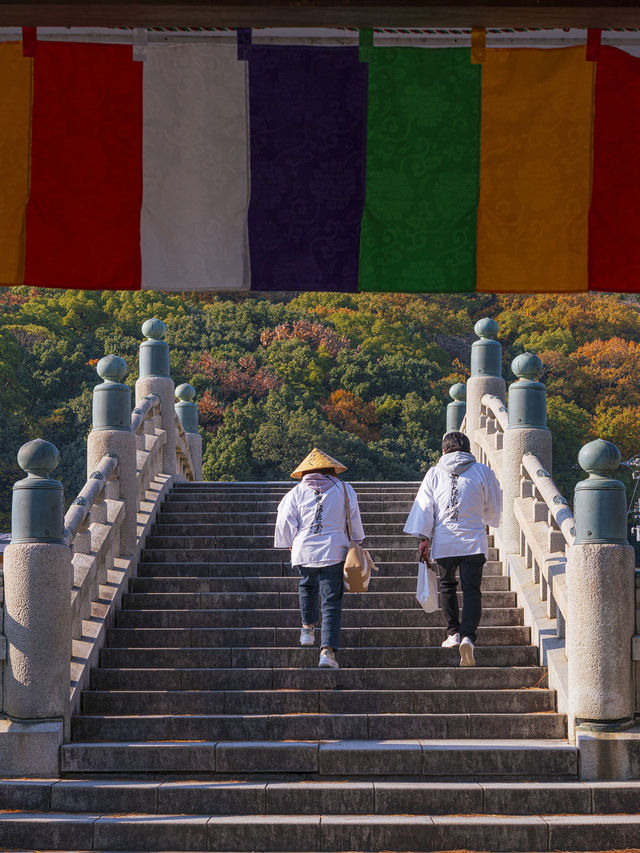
[435,554,485,643]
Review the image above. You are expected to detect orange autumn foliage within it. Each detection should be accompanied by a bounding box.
[323,390,380,444]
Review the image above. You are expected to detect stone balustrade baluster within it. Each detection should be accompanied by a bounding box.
[135,318,176,476]
[3,438,72,771]
[568,439,636,776]
[87,356,136,557]
[446,382,466,434]
[502,353,552,560]
[466,318,506,461]
[175,383,202,481]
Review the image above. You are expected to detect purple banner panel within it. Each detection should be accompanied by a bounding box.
[246,46,367,292]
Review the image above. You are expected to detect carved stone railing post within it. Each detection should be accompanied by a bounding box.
[568,440,635,776]
[466,319,506,460]
[136,318,176,476]
[176,383,202,480]
[87,355,137,557]
[502,353,552,557]
[3,439,71,772]
[446,383,466,434]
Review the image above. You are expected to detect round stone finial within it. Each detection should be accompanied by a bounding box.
[175,383,196,403]
[474,318,499,340]
[511,352,543,382]
[97,355,128,383]
[142,318,166,340]
[449,383,466,402]
[578,439,622,477]
[17,438,60,477]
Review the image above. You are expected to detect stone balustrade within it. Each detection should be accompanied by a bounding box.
[466,318,638,778]
[1,319,201,775]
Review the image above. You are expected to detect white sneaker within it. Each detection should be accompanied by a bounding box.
[319,648,339,669]
[460,636,476,666]
[441,632,461,648]
[300,626,315,646]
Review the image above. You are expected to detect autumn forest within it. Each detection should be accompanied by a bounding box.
[0,287,638,531]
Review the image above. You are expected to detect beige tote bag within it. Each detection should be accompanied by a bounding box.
[341,482,378,592]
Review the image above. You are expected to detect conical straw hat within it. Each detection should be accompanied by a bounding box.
[291,448,347,479]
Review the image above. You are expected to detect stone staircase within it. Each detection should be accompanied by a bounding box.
[2,481,640,851]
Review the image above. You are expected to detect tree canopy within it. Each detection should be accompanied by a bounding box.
[0,287,638,529]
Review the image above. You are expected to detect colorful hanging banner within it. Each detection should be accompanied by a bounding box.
[358,44,481,293]
[590,47,640,292]
[0,43,32,285]
[245,45,367,292]
[476,47,594,293]
[141,44,249,292]
[3,37,640,293]
[25,42,142,289]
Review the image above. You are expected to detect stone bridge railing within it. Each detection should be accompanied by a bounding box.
[453,319,638,779]
[1,319,202,775]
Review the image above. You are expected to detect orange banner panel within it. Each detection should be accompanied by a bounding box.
[0,43,32,284]
[477,47,593,293]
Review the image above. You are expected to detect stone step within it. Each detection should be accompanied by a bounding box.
[135,564,510,586]
[141,546,425,563]
[3,809,640,852]
[107,625,531,648]
[129,576,513,597]
[163,498,417,511]
[100,644,540,669]
[61,738,576,776]
[156,511,413,527]
[115,607,523,629]
[71,711,566,742]
[81,687,555,716]
[8,778,640,817]
[146,535,424,550]
[91,666,549,691]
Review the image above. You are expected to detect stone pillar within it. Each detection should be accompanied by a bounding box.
[466,318,506,459]
[502,353,552,556]
[568,440,635,744]
[87,355,137,557]
[135,318,176,476]
[175,383,202,481]
[4,440,72,726]
[446,383,466,434]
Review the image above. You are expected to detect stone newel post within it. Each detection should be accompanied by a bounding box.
[135,318,176,476]
[568,440,635,744]
[466,318,506,459]
[502,353,552,556]
[4,440,72,726]
[176,383,202,481]
[87,356,137,556]
[446,383,466,434]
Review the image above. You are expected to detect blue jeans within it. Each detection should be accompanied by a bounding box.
[295,562,344,651]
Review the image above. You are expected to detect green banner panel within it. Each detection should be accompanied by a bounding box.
[359,40,481,293]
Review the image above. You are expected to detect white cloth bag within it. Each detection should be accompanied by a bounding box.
[416,561,439,613]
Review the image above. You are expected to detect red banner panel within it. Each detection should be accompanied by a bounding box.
[25,43,142,289]
[590,47,640,292]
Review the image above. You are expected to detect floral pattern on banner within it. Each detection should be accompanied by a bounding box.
[246,46,367,292]
[476,47,593,294]
[358,47,481,294]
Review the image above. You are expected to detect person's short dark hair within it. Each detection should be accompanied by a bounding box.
[442,431,470,454]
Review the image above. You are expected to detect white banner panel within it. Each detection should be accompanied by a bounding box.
[141,44,250,291]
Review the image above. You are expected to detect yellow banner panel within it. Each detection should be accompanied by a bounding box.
[0,42,32,284]
[477,47,593,293]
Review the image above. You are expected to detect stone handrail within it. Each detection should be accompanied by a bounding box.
[521,452,576,547]
[482,393,509,432]
[2,318,203,774]
[514,451,573,645]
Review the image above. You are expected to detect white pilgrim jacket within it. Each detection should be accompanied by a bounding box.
[403,451,502,560]
[274,476,365,568]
